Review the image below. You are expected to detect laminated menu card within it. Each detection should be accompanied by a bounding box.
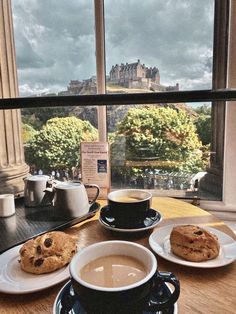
[81,142,110,199]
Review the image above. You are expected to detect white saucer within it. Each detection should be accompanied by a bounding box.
[149,224,236,268]
[0,244,70,294]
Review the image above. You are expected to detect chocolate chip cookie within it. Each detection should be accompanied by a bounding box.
[19,231,77,274]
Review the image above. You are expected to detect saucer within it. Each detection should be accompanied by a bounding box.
[99,205,162,233]
[53,280,178,314]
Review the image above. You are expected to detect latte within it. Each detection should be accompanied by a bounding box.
[79,254,147,288]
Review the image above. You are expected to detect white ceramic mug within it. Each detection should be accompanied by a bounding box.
[53,181,100,217]
[0,194,15,217]
[24,175,51,207]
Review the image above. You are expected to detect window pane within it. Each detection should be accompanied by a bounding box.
[109,102,216,200]
[22,104,98,180]
[12,0,96,96]
[105,0,214,92]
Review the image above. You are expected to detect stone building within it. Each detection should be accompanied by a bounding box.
[109,59,179,91]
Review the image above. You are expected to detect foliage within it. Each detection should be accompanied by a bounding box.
[193,104,211,116]
[21,107,72,130]
[194,114,211,145]
[112,107,205,174]
[25,116,98,170]
[192,104,211,145]
[22,124,37,144]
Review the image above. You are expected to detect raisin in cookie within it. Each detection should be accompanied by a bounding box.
[19,231,77,274]
[170,225,220,262]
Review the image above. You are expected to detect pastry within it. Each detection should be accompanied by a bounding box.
[19,231,77,274]
[170,225,220,262]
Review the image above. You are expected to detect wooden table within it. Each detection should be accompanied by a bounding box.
[0,197,236,314]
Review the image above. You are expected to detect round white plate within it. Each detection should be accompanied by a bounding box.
[149,224,236,268]
[0,244,70,294]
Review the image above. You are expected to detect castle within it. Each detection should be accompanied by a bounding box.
[109,59,179,92]
[58,59,179,95]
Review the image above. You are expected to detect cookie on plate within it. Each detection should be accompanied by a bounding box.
[170,225,220,262]
[19,231,77,274]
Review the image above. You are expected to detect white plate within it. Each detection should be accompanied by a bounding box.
[149,224,236,268]
[0,244,70,294]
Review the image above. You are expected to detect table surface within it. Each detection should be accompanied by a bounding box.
[0,197,236,314]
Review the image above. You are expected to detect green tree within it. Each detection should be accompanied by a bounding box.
[22,124,37,144]
[194,114,211,145]
[25,116,98,170]
[21,107,72,130]
[113,107,205,173]
[194,104,211,115]
[193,104,211,145]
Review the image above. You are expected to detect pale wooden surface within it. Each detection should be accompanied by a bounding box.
[0,197,236,314]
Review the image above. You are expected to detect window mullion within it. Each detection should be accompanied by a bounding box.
[94,0,107,142]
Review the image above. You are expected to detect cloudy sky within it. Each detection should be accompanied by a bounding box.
[12,0,214,96]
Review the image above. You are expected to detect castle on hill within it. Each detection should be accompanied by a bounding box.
[108,59,179,92]
[58,59,179,95]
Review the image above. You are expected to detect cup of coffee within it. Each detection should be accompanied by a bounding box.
[70,240,180,313]
[24,175,52,207]
[107,189,152,227]
[53,181,100,217]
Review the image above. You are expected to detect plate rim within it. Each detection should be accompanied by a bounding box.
[149,223,236,268]
[99,206,162,233]
[0,243,70,294]
[53,280,178,314]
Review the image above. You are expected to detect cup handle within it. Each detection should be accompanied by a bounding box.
[84,184,100,205]
[146,271,180,312]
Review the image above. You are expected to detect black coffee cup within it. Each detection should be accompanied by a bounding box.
[69,240,180,313]
[107,189,152,227]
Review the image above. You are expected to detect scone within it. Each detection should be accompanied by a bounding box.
[19,231,77,274]
[170,225,220,262]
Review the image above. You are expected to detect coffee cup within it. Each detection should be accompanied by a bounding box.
[53,181,100,217]
[107,189,152,227]
[70,240,180,313]
[24,175,52,207]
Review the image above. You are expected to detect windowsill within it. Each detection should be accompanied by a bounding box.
[189,200,236,221]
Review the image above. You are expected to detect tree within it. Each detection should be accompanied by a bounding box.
[193,105,211,145]
[112,107,205,173]
[25,116,98,170]
[22,124,37,144]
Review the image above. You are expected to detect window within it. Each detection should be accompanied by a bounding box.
[1,0,236,218]
[104,0,215,200]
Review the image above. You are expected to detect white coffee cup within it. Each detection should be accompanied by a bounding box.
[0,194,15,217]
[53,181,100,217]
